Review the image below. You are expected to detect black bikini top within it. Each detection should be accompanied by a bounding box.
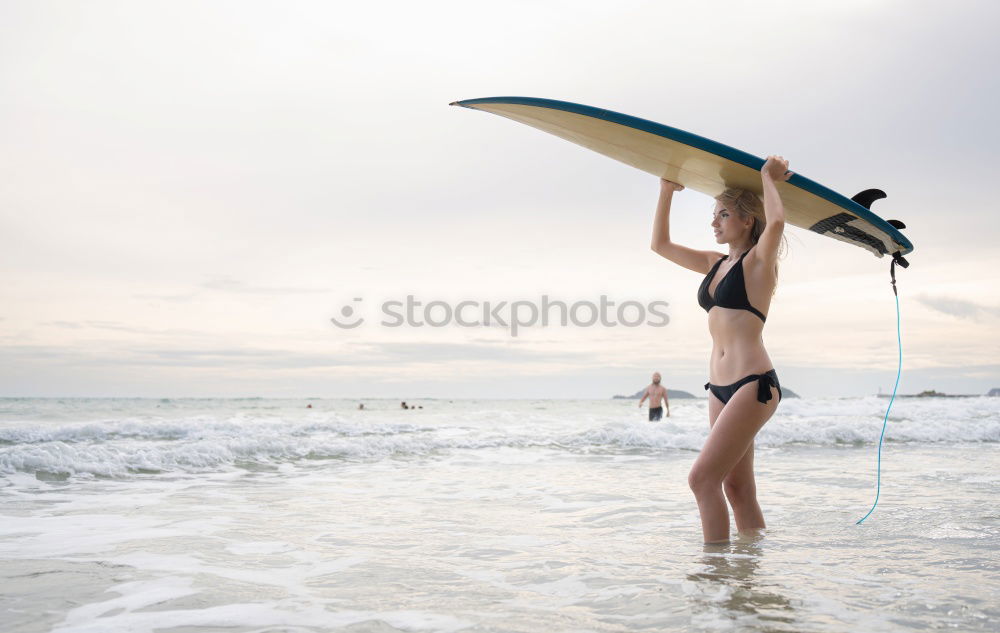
[697,249,767,322]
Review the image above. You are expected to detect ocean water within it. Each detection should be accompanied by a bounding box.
[1,396,998,633]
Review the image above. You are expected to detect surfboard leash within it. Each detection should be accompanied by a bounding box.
[856,250,908,525]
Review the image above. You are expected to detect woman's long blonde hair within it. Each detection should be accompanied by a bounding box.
[715,188,787,292]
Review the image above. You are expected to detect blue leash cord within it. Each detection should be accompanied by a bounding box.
[857,263,903,525]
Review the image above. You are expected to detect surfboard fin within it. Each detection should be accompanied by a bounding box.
[887,219,906,230]
[851,189,887,209]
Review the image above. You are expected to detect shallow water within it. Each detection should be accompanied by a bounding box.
[1,397,998,632]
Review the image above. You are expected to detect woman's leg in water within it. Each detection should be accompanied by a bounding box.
[725,443,765,533]
[689,382,779,543]
[705,394,767,533]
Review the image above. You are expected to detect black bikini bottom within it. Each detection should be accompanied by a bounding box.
[704,369,782,405]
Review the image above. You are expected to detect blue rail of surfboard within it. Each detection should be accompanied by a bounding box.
[452,96,913,256]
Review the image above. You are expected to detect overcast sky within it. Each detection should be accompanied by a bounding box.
[2,0,998,398]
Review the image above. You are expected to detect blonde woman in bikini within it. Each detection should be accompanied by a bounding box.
[651,156,793,543]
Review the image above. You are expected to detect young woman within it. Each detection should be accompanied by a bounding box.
[651,156,793,543]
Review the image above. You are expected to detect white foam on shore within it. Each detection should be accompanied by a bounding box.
[52,600,475,633]
[1,397,997,482]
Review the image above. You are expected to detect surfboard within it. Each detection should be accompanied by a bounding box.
[450,97,913,259]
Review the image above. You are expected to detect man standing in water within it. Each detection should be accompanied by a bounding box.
[638,372,669,421]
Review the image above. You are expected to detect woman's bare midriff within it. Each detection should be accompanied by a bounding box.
[707,308,773,385]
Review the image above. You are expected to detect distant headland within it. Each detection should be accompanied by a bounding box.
[882,388,1000,398]
[613,389,696,400]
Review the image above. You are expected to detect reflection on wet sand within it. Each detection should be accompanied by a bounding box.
[685,533,798,632]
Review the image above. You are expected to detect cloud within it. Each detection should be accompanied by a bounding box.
[0,340,590,371]
[131,292,200,303]
[42,321,211,336]
[917,295,998,321]
[201,278,328,295]
[46,321,84,329]
[358,341,588,364]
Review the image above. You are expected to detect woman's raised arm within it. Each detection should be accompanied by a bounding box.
[756,155,793,266]
[651,179,721,274]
